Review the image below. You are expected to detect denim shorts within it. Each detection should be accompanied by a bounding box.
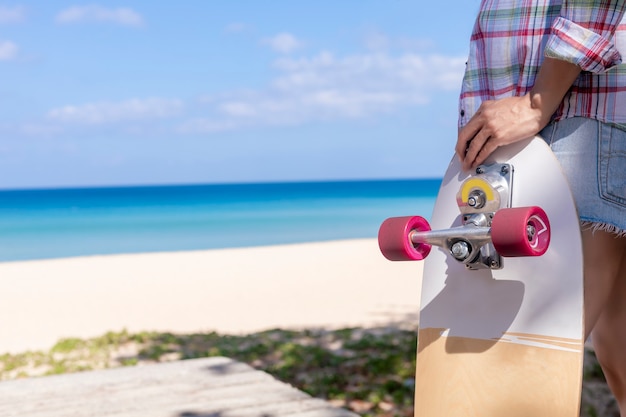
[539,117,626,236]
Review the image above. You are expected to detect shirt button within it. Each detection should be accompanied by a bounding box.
[460,109,465,117]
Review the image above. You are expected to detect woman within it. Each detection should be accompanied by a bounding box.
[456,0,626,413]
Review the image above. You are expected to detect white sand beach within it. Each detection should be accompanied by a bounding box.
[0,239,423,354]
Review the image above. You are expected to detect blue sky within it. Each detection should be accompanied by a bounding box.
[0,1,478,189]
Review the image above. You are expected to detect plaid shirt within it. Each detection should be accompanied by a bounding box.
[459,0,626,127]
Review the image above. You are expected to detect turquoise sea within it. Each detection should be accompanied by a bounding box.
[0,179,440,262]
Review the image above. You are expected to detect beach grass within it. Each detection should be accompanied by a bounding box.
[0,327,617,417]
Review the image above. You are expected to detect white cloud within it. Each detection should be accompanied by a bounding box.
[0,6,26,24]
[180,49,466,133]
[177,118,239,134]
[225,22,248,34]
[47,98,183,125]
[19,123,64,137]
[219,101,258,117]
[262,33,304,54]
[0,41,18,61]
[56,5,144,27]
[364,31,435,52]
[31,37,464,137]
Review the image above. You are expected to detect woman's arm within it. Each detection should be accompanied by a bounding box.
[456,57,581,170]
[456,0,626,171]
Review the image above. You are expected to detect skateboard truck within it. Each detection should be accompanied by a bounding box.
[378,163,551,269]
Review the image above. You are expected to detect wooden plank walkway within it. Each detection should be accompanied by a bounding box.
[0,357,359,417]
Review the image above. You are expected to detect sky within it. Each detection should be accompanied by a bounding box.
[0,1,479,189]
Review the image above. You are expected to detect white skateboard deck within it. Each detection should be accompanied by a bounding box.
[415,137,584,416]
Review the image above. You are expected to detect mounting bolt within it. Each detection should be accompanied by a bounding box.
[451,241,471,261]
[467,191,486,209]
[476,166,485,174]
[501,165,510,175]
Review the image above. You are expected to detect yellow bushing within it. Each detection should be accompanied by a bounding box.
[460,178,495,203]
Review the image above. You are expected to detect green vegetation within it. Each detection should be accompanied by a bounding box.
[0,327,616,417]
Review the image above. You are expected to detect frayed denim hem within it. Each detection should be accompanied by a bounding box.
[581,221,626,238]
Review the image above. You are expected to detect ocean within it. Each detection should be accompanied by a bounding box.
[0,179,440,262]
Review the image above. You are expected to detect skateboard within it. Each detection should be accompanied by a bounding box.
[378,137,584,416]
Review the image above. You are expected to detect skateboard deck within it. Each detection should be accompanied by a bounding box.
[378,137,584,416]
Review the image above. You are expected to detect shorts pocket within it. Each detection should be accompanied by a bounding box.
[599,124,626,207]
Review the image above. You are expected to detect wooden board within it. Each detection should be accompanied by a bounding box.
[416,137,584,416]
[0,357,358,417]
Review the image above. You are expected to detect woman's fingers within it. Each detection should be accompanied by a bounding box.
[456,117,480,161]
[457,105,494,170]
[456,96,545,171]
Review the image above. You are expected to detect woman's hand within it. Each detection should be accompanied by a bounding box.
[456,94,545,171]
[456,57,582,171]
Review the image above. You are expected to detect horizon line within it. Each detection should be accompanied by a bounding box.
[0,176,444,193]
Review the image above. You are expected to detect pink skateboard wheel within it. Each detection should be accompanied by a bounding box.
[378,216,432,261]
[491,206,550,257]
